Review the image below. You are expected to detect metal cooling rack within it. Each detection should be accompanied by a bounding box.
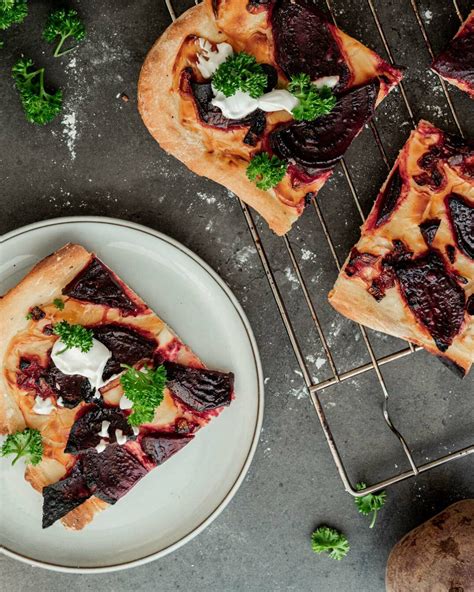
[163,0,474,497]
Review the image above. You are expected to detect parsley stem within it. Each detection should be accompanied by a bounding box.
[370,509,377,529]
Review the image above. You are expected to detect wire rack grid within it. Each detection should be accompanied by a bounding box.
[162,0,474,497]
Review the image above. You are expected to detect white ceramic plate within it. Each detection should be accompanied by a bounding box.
[0,217,263,573]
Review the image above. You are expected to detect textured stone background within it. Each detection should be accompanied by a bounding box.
[1,0,473,590]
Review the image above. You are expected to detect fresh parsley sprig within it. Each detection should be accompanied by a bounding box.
[43,8,85,58]
[212,52,267,99]
[53,298,65,310]
[53,320,94,353]
[0,0,28,31]
[246,152,287,191]
[288,73,336,122]
[120,364,167,426]
[311,526,349,560]
[354,482,387,528]
[1,428,43,466]
[12,57,62,125]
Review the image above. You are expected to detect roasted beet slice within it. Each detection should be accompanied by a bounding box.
[467,294,474,316]
[65,406,134,454]
[432,22,474,92]
[42,460,91,528]
[141,432,194,465]
[388,249,466,352]
[165,362,234,412]
[270,82,378,173]
[374,167,403,227]
[82,444,148,504]
[44,365,94,408]
[272,0,351,91]
[446,193,474,259]
[92,324,157,380]
[419,219,441,246]
[63,257,139,313]
[344,248,378,278]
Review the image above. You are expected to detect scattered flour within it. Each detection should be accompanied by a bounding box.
[315,357,326,370]
[197,191,216,205]
[284,266,299,289]
[301,248,316,261]
[423,10,433,23]
[61,111,77,160]
[235,245,257,265]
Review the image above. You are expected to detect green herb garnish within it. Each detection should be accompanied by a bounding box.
[25,311,33,320]
[0,0,28,31]
[53,320,93,353]
[120,364,167,426]
[246,152,287,190]
[53,298,65,310]
[1,428,43,466]
[288,73,336,122]
[354,482,387,528]
[12,58,62,125]
[43,8,85,58]
[311,526,350,560]
[212,52,267,99]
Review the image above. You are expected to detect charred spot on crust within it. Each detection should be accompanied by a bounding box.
[432,20,474,92]
[271,0,351,92]
[419,219,441,246]
[65,405,134,454]
[92,324,157,380]
[374,166,403,227]
[165,362,234,412]
[446,193,474,259]
[140,432,194,465]
[63,257,139,314]
[384,247,465,352]
[270,82,378,174]
[81,444,148,505]
[45,365,94,408]
[42,460,91,528]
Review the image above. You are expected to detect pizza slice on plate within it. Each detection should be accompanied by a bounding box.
[138,0,402,235]
[0,244,234,529]
[432,10,474,98]
[329,120,474,376]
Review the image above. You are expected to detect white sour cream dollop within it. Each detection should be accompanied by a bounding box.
[51,338,112,392]
[33,396,56,415]
[211,86,298,120]
[196,39,233,79]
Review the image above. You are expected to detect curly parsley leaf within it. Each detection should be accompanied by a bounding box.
[246,152,287,191]
[212,52,267,99]
[355,482,387,528]
[12,57,62,125]
[43,8,85,58]
[25,311,33,320]
[1,428,43,466]
[0,0,28,31]
[53,320,93,353]
[53,298,65,310]
[311,526,349,560]
[121,364,167,426]
[288,73,336,122]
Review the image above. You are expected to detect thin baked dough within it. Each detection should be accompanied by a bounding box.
[138,0,402,235]
[0,244,221,529]
[329,120,474,376]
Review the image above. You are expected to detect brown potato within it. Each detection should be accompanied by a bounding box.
[386,500,474,592]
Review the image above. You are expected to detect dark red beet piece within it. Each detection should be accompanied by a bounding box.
[271,0,351,91]
[82,444,148,504]
[165,362,234,412]
[42,460,91,528]
[28,306,45,321]
[344,248,378,277]
[446,193,474,259]
[92,324,157,380]
[374,167,403,227]
[65,405,134,454]
[467,295,474,316]
[141,432,194,465]
[17,358,54,399]
[388,249,465,352]
[63,257,139,313]
[270,82,378,173]
[45,365,94,408]
[432,21,474,92]
[419,219,441,246]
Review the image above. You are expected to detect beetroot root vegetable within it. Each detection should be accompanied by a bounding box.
[386,500,474,592]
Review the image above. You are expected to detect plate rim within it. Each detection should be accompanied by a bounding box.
[0,216,264,574]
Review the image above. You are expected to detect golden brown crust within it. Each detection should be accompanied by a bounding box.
[329,120,474,375]
[138,1,402,235]
[0,244,210,530]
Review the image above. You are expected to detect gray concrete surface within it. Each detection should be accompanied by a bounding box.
[1,0,473,590]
